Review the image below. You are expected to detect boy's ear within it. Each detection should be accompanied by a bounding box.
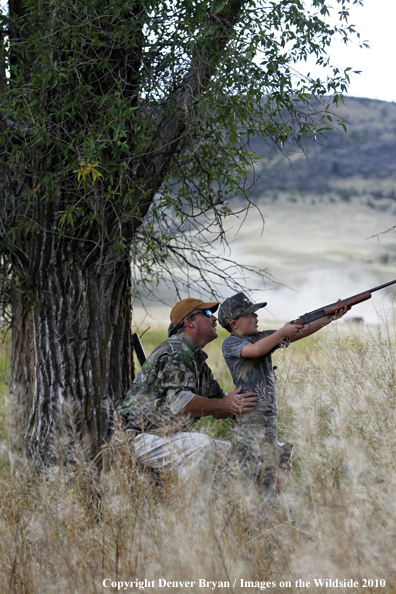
[229,319,237,332]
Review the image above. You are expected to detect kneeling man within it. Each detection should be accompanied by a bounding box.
[114,298,257,483]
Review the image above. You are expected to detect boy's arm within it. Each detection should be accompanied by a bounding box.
[240,324,304,359]
[246,303,349,366]
[289,305,349,342]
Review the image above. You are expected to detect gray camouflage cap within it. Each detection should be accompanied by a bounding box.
[218,292,267,329]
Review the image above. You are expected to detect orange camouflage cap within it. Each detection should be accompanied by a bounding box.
[170,298,219,326]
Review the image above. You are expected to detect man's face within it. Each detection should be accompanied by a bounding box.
[232,311,258,335]
[189,309,218,345]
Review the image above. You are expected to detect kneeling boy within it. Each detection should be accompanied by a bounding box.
[218,292,346,503]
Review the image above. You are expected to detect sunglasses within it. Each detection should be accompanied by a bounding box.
[189,309,213,319]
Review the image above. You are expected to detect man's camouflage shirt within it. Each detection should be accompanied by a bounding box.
[117,333,226,434]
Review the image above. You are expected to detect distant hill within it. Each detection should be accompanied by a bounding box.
[247,97,396,206]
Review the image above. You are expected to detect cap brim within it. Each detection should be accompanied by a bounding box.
[242,301,267,315]
[198,301,219,313]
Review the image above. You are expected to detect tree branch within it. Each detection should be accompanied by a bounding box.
[130,0,247,230]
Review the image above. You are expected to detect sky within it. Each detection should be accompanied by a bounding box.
[303,0,396,103]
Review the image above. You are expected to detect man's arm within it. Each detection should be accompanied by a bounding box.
[181,387,257,418]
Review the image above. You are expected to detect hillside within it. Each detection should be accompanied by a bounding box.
[247,97,396,204]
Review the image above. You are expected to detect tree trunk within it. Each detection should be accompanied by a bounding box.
[9,287,34,447]
[9,235,135,465]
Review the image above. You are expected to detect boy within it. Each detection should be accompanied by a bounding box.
[218,292,347,503]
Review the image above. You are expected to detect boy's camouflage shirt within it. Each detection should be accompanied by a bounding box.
[222,331,290,498]
[222,330,289,420]
[117,333,226,434]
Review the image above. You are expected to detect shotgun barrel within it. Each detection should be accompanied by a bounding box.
[132,333,147,366]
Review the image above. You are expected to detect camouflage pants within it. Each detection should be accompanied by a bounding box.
[132,431,231,484]
[232,415,278,503]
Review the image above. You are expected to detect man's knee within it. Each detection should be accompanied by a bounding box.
[190,432,214,455]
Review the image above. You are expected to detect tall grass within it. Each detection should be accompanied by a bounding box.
[1,320,396,593]
[0,331,11,450]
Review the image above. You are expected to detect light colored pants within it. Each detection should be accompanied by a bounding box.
[133,432,231,484]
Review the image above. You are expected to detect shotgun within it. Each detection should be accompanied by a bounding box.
[251,278,396,367]
[132,333,147,366]
[291,278,396,325]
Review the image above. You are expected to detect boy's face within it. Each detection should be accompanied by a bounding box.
[231,311,258,335]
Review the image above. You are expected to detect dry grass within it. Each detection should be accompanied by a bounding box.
[1,320,396,593]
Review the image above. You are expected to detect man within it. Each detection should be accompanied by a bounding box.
[113,297,257,483]
[218,292,348,503]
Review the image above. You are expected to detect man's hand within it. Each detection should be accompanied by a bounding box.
[181,388,257,418]
[222,387,257,415]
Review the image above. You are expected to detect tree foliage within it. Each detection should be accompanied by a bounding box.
[0,0,362,461]
[0,0,363,301]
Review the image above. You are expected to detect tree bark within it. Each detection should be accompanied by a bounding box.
[9,287,34,447]
[9,233,135,465]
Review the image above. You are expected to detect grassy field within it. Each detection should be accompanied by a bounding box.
[1,317,396,593]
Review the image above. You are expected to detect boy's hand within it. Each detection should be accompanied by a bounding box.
[223,387,257,414]
[281,321,305,339]
[329,300,350,321]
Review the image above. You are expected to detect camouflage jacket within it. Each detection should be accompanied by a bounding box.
[117,333,226,434]
[222,330,289,420]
